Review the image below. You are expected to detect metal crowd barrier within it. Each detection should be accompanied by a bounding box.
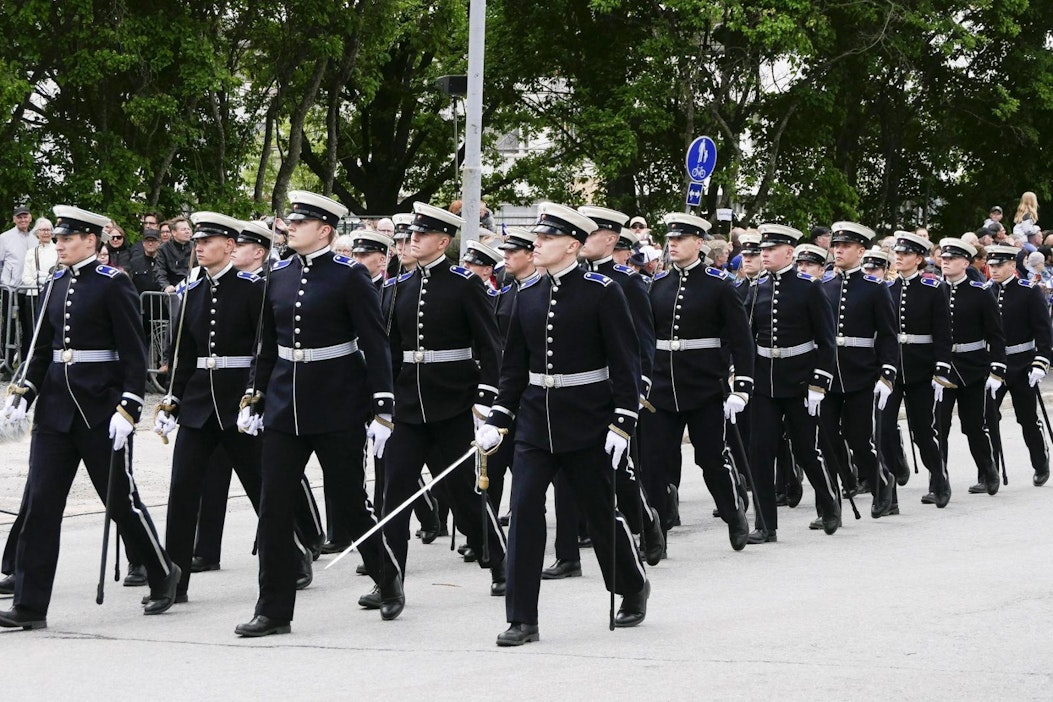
[0,284,44,380]
[140,290,177,393]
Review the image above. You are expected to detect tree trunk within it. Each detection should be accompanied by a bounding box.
[271,57,329,212]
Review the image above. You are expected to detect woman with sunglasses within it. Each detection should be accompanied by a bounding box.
[106,224,132,269]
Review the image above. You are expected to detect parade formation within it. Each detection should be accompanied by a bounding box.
[0,195,1050,650]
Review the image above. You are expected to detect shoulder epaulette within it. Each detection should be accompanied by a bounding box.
[705,266,727,280]
[396,271,415,283]
[486,287,500,297]
[271,259,292,272]
[820,271,835,282]
[520,276,541,291]
[96,264,120,278]
[798,272,816,281]
[499,284,513,295]
[52,268,66,280]
[921,277,940,288]
[886,280,894,287]
[333,254,357,268]
[970,280,989,289]
[584,272,612,287]
[383,277,397,288]
[236,271,261,283]
[450,265,473,279]
[613,264,636,275]
[1018,278,1034,288]
[733,277,744,287]
[864,274,883,283]
[653,270,669,281]
[177,278,203,296]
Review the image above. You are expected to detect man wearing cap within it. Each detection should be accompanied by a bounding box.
[382,201,507,597]
[984,206,1004,229]
[462,239,505,300]
[818,222,898,521]
[747,223,841,543]
[0,205,34,371]
[795,244,828,279]
[0,206,180,629]
[640,212,753,551]
[612,228,639,267]
[937,237,1005,497]
[235,191,402,637]
[352,230,395,288]
[986,244,1052,487]
[476,202,649,646]
[862,247,893,279]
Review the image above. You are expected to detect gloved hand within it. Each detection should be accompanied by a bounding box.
[931,377,946,403]
[367,413,393,458]
[109,411,134,451]
[472,404,490,431]
[804,388,824,417]
[873,379,893,410]
[604,429,629,471]
[236,406,263,436]
[153,410,177,438]
[985,375,1003,399]
[1029,367,1046,387]
[723,393,747,423]
[475,424,501,452]
[2,394,27,422]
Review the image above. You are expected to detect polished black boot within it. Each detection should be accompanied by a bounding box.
[540,559,582,579]
[379,576,405,620]
[496,623,539,646]
[641,508,665,566]
[143,563,183,615]
[0,573,13,596]
[490,558,506,597]
[746,528,777,544]
[235,615,291,637]
[727,508,749,552]
[295,550,313,590]
[1035,467,1050,487]
[190,556,220,573]
[614,580,650,628]
[821,503,842,535]
[871,472,895,519]
[358,585,381,609]
[0,606,46,630]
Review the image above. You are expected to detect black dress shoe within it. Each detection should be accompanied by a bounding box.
[142,592,189,605]
[457,544,470,556]
[711,508,721,518]
[1035,469,1050,487]
[577,535,593,548]
[419,522,442,545]
[808,516,824,530]
[498,513,510,527]
[355,563,368,576]
[0,606,46,630]
[541,559,582,580]
[665,485,681,528]
[462,547,478,563]
[842,484,859,500]
[774,493,788,507]
[935,483,951,508]
[985,471,1000,495]
[920,492,937,504]
[746,528,777,544]
[144,563,182,615]
[235,615,291,637]
[190,556,220,573]
[0,574,13,596]
[496,623,540,647]
[642,508,665,566]
[786,472,804,508]
[871,475,894,519]
[123,564,148,587]
[614,580,650,628]
[968,482,988,494]
[358,586,381,609]
[295,552,313,590]
[821,506,842,535]
[379,576,405,620]
[728,509,749,552]
[883,505,900,516]
[490,559,507,597]
[320,540,351,555]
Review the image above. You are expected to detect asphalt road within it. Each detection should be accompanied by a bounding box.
[1,393,1051,699]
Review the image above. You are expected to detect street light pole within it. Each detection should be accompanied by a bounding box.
[460,0,486,257]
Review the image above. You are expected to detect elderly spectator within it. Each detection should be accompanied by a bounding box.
[332,234,354,255]
[20,217,57,296]
[708,239,731,269]
[1025,250,1053,292]
[0,205,35,367]
[156,216,193,292]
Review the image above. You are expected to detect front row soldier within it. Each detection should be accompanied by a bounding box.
[639,213,754,552]
[937,238,1006,497]
[985,245,1052,486]
[476,203,650,647]
[747,224,841,543]
[234,191,403,637]
[0,206,180,630]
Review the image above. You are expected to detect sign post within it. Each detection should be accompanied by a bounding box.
[684,136,717,212]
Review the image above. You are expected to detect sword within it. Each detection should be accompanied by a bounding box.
[237,214,279,433]
[155,246,199,444]
[1037,384,1053,446]
[1,271,58,443]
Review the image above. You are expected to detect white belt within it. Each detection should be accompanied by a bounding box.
[196,355,253,369]
[836,335,875,348]
[898,334,933,344]
[528,367,610,389]
[278,340,359,363]
[1007,340,1037,355]
[402,348,473,364]
[656,338,722,351]
[52,349,119,364]
[756,341,816,359]
[952,340,986,353]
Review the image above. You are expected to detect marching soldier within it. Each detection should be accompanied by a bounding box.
[794,244,828,279]
[382,202,507,596]
[862,247,893,279]
[461,239,505,297]
[476,202,649,646]
[639,213,753,551]
[0,206,180,630]
[353,230,395,287]
[612,227,639,267]
[747,224,841,543]
[986,244,1052,486]
[235,191,403,637]
[818,222,898,522]
[936,238,1005,496]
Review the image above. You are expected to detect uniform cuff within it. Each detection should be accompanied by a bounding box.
[733,375,754,395]
[611,407,637,436]
[476,384,498,406]
[881,365,897,384]
[119,392,144,423]
[373,392,394,415]
[811,369,833,392]
[487,405,514,430]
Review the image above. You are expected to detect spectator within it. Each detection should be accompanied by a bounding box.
[448,200,495,231]
[708,239,730,269]
[970,245,989,281]
[156,216,193,292]
[1025,250,1053,292]
[983,205,1003,229]
[1013,191,1040,235]
[0,205,35,366]
[628,244,661,277]
[107,223,133,270]
[915,227,930,240]
[729,226,745,258]
[128,229,164,295]
[628,216,651,244]
[333,234,354,255]
[98,244,112,266]
[158,220,173,244]
[1011,232,1031,277]
[810,225,832,249]
[20,217,57,297]
[1043,231,1053,248]
[142,211,161,232]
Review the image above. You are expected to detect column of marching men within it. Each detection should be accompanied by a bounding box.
[1,198,1050,646]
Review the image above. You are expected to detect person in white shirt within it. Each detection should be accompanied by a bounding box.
[21,218,58,298]
[0,205,34,368]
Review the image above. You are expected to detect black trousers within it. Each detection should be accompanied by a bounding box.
[992,374,1049,475]
[819,388,885,511]
[880,380,947,496]
[372,454,443,535]
[641,403,742,527]
[255,428,397,621]
[486,422,516,513]
[383,412,505,575]
[749,394,839,531]
[506,443,647,625]
[15,422,171,614]
[937,382,996,483]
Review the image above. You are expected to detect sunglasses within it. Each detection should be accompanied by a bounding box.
[630,224,646,229]
[110,235,124,240]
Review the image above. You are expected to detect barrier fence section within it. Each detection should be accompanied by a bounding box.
[140,290,177,393]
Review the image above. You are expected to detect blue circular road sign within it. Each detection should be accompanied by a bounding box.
[685,136,718,182]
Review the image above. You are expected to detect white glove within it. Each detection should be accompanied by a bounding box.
[475,424,501,452]
[804,388,824,417]
[109,411,134,451]
[985,375,1003,399]
[367,414,393,458]
[236,406,262,436]
[472,404,490,431]
[2,394,27,422]
[604,429,629,471]
[873,380,893,410]
[723,394,747,423]
[931,377,946,403]
[1029,367,1046,387]
[153,410,177,438]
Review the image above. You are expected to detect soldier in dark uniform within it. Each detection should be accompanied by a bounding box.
[818,222,899,522]
[986,244,1052,486]
[234,191,403,637]
[639,213,753,551]
[795,244,828,279]
[862,247,892,278]
[747,224,841,543]
[0,206,180,630]
[936,238,1005,496]
[612,227,639,267]
[461,239,505,301]
[382,202,507,597]
[476,202,649,647]
[878,232,954,509]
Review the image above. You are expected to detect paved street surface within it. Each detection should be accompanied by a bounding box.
[2,393,1052,699]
